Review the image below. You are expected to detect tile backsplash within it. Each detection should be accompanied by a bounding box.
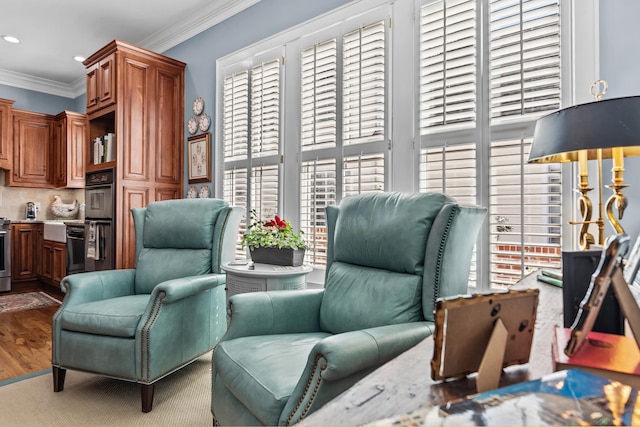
[0,174,84,221]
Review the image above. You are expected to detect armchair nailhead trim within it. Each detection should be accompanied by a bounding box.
[433,205,458,308]
[286,354,327,426]
[140,292,166,380]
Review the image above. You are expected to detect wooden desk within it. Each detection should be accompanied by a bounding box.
[299,273,563,426]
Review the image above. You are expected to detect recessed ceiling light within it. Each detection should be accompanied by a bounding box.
[73,56,86,63]
[1,35,20,44]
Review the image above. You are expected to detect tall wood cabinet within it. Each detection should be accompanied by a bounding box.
[83,40,185,269]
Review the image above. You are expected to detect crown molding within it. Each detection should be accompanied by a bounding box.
[0,68,79,99]
[140,0,261,53]
[0,0,260,100]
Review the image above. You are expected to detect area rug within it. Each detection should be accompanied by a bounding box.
[0,291,61,314]
[0,352,213,427]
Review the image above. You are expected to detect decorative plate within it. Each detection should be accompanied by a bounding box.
[199,184,210,198]
[199,114,211,132]
[188,117,198,135]
[193,97,205,115]
[187,185,198,198]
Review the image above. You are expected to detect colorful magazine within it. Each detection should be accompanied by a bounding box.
[366,369,639,426]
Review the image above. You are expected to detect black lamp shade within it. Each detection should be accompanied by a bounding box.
[529,96,640,163]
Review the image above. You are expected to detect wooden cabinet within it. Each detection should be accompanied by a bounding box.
[84,40,185,269]
[34,224,43,277]
[0,98,14,170]
[86,53,116,114]
[6,110,53,187]
[53,111,87,188]
[41,240,54,282]
[40,240,66,287]
[12,223,67,288]
[11,223,37,282]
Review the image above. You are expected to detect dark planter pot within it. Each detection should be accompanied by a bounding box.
[249,247,305,266]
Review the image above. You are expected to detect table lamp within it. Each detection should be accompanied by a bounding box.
[528,85,640,250]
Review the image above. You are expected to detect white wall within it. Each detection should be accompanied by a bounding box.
[599,0,640,242]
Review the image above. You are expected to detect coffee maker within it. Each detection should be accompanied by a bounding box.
[26,202,38,220]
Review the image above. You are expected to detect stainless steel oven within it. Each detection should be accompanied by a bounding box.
[85,169,114,220]
[84,169,115,272]
[66,224,85,275]
[0,218,10,292]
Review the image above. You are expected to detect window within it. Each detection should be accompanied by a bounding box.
[216,0,570,288]
[489,139,562,286]
[222,57,282,239]
[299,19,387,266]
[418,0,563,288]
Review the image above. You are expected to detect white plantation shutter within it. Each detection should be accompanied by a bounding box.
[343,21,386,145]
[299,18,388,269]
[489,0,561,122]
[301,39,338,151]
[223,57,282,260]
[419,0,476,132]
[419,143,477,205]
[490,138,562,287]
[418,0,563,288]
[300,159,337,267]
[251,60,280,157]
[251,165,279,221]
[223,71,249,160]
[223,168,249,256]
[419,143,477,285]
[343,153,385,197]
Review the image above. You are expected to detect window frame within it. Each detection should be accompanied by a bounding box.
[214,0,578,289]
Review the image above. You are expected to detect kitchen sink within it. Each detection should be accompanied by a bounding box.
[43,221,67,243]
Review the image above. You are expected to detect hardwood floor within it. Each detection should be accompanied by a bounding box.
[0,288,61,382]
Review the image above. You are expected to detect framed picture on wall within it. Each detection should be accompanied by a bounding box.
[188,133,211,184]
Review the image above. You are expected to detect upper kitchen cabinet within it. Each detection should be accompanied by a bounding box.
[0,98,15,170]
[83,40,185,269]
[53,111,87,188]
[6,109,53,187]
[85,53,116,114]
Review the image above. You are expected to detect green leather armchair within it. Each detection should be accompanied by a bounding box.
[211,192,486,426]
[52,198,243,412]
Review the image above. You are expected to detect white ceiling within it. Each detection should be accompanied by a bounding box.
[0,0,260,98]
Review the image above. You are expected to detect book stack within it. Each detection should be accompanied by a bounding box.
[92,133,116,164]
[552,325,640,388]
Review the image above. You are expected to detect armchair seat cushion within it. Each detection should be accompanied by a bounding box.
[215,332,330,425]
[59,294,150,338]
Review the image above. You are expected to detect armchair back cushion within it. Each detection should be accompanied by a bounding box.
[320,192,454,334]
[133,199,230,294]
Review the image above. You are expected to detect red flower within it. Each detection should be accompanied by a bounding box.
[274,215,287,229]
[264,216,287,229]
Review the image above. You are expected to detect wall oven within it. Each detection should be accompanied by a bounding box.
[85,169,115,272]
[66,224,85,275]
[0,218,10,292]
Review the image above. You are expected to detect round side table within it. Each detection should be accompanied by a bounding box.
[222,262,313,298]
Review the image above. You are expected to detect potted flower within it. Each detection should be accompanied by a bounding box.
[242,210,308,266]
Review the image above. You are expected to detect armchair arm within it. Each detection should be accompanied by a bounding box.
[60,269,136,307]
[311,322,432,380]
[150,273,226,303]
[223,289,324,340]
[281,322,433,425]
